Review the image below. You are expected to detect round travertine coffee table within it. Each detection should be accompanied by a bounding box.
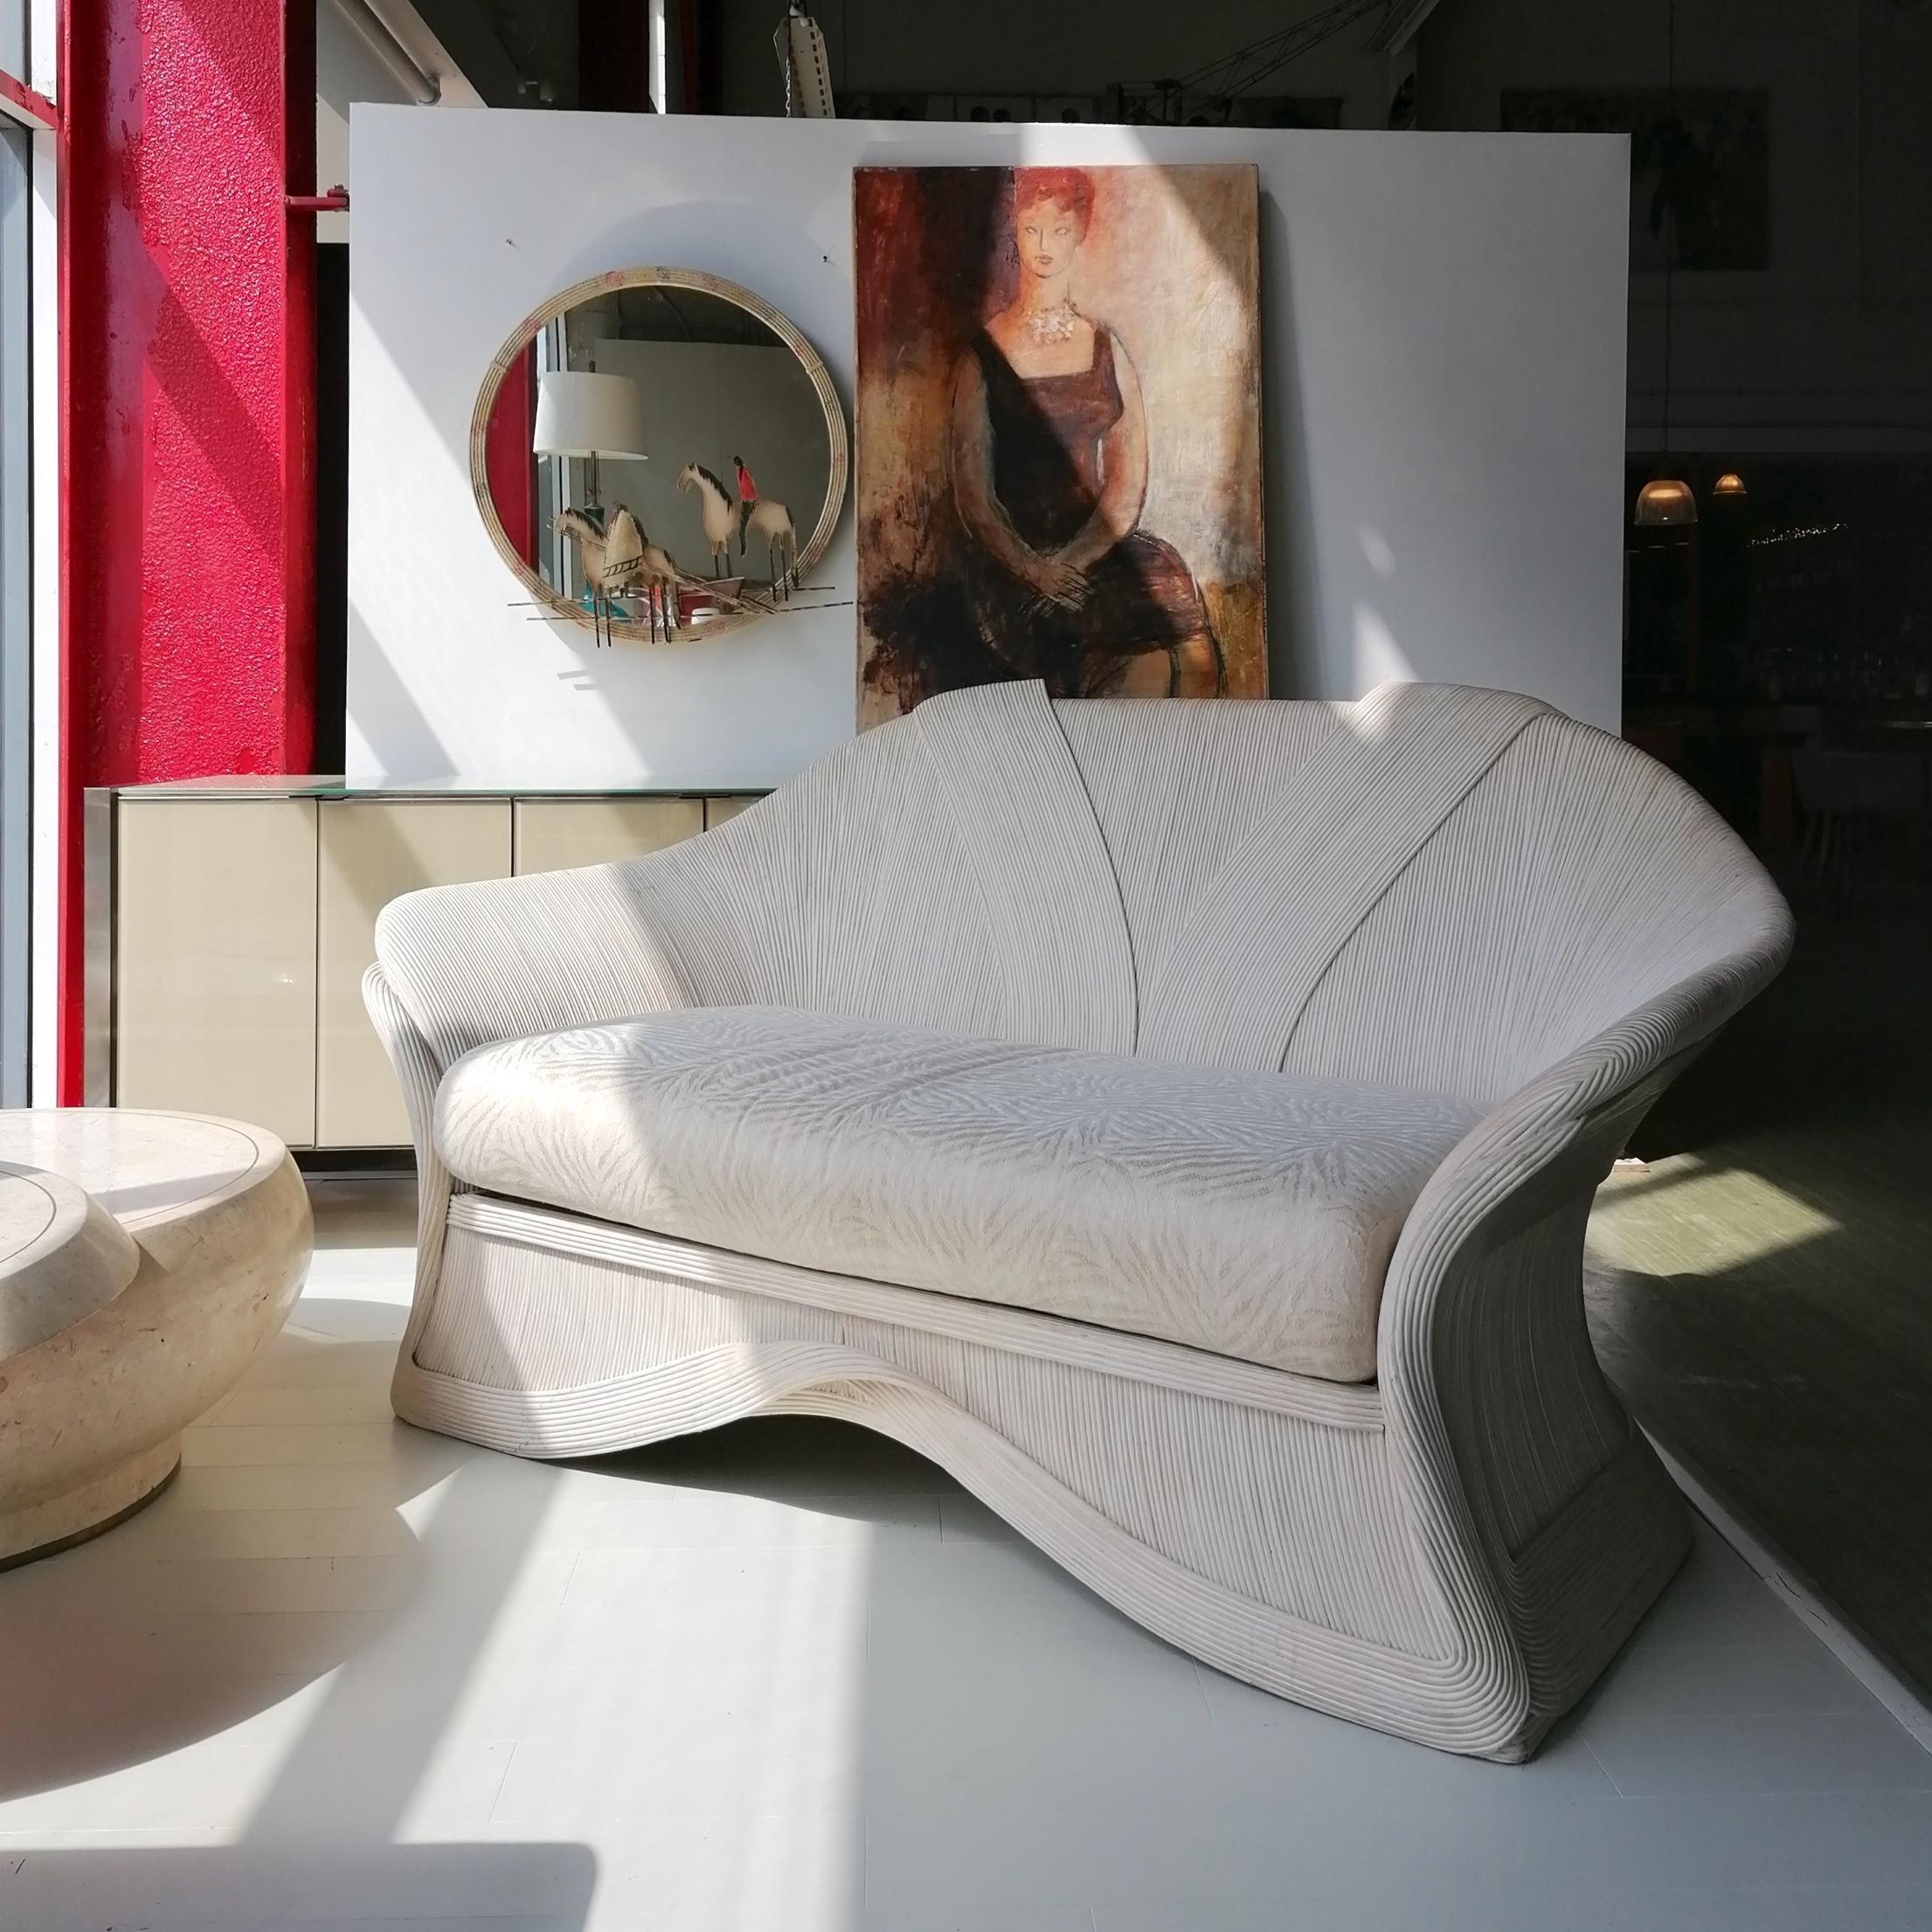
[0,1111,311,1568]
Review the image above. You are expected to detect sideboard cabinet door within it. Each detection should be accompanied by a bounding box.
[703,796,761,830]
[511,798,704,875]
[317,801,512,1147]
[115,799,320,1146]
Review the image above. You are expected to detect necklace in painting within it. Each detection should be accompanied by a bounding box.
[1025,301,1078,346]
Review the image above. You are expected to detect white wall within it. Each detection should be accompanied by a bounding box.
[348,107,1629,786]
[316,2,488,243]
[318,5,414,243]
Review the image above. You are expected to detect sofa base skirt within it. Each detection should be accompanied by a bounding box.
[396,1193,1688,1762]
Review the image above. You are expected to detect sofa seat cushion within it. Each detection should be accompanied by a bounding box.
[433,1006,1481,1382]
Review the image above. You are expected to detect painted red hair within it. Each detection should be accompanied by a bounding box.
[1012,166,1096,238]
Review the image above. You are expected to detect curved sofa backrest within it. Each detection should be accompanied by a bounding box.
[1059,684,1791,1101]
[376,678,1790,1106]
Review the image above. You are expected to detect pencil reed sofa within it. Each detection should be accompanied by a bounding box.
[365,679,1791,1760]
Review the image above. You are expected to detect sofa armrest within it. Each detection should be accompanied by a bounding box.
[363,962,460,1362]
[1383,889,1784,1615]
[1371,917,1790,1720]
[371,841,717,1075]
[1390,914,1790,1306]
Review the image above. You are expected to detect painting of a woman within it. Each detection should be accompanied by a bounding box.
[952,169,1225,698]
[855,163,1265,724]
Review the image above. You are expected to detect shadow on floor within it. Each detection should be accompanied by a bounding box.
[1589,873,1932,1703]
[571,1412,965,1512]
[0,1841,599,1929]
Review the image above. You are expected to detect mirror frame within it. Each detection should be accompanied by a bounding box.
[468,266,849,644]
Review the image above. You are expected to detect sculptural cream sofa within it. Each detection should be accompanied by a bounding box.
[365,679,1791,1760]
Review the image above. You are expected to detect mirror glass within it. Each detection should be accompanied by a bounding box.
[474,270,845,641]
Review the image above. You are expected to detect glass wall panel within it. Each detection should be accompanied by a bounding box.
[0,121,30,1103]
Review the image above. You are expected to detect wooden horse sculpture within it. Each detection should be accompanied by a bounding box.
[676,462,798,599]
[553,506,682,644]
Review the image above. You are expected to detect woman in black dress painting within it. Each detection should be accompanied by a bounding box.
[948,167,1225,697]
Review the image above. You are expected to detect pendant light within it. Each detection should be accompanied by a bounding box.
[1634,476,1697,524]
[1635,0,1696,526]
[1712,472,1746,497]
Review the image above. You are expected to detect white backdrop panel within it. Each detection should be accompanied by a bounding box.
[349,109,1627,785]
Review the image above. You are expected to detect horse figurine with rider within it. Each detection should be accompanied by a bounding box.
[676,460,799,598]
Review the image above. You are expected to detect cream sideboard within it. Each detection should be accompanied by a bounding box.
[86,781,763,1153]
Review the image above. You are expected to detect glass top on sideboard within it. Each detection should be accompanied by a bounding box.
[88,775,773,800]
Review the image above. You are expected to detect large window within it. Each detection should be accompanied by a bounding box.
[0,117,30,1103]
[0,1,24,86]
[2,0,48,1105]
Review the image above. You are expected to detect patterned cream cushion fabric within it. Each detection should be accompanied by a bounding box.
[434,1006,1483,1382]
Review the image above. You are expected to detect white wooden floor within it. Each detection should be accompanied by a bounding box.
[2,1177,1929,1932]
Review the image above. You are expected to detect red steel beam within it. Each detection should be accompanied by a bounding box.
[58,0,318,1102]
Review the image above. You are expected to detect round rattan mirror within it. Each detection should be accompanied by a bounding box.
[471,267,848,644]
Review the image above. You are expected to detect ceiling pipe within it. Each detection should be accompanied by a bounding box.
[328,0,442,106]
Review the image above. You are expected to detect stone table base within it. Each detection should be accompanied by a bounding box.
[0,1111,312,1568]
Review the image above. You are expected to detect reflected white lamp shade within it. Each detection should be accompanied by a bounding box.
[532,371,650,459]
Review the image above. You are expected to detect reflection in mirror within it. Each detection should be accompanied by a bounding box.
[475,273,846,643]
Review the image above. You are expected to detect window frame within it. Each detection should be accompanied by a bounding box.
[0,73,57,138]
[1,120,31,1104]
[2,7,57,1104]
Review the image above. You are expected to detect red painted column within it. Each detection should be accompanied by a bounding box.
[482,343,537,566]
[59,0,317,1100]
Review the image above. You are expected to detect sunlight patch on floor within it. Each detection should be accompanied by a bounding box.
[1592,1153,1840,1276]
